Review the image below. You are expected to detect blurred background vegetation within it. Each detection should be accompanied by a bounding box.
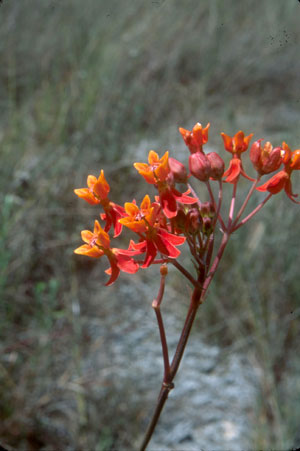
[0,0,299,449]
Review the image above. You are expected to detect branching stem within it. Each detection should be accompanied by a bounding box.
[233,193,272,231]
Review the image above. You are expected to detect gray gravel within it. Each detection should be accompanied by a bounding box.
[84,272,260,450]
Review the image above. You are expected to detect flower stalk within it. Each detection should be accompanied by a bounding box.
[74,121,300,449]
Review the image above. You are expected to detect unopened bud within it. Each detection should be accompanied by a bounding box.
[171,209,187,233]
[169,157,188,183]
[249,139,262,166]
[202,216,212,234]
[189,152,211,181]
[187,208,202,233]
[199,201,215,217]
[206,152,225,180]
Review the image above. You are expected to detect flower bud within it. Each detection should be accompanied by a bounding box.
[168,157,188,183]
[189,152,211,181]
[206,152,225,180]
[186,208,202,233]
[171,208,187,233]
[250,140,282,175]
[249,139,262,166]
[202,216,212,234]
[199,201,215,217]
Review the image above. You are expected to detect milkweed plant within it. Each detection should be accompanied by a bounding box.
[74,122,300,450]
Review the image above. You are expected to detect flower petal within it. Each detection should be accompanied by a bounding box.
[160,189,178,218]
[74,244,104,258]
[158,228,186,245]
[81,230,94,244]
[223,159,241,183]
[155,232,181,259]
[221,132,233,152]
[93,170,110,199]
[116,253,139,274]
[142,240,157,268]
[87,175,97,188]
[148,150,159,164]
[256,170,289,194]
[74,188,100,205]
[104,258,120,286]
[155,151,170,181]
[94,220,111,248]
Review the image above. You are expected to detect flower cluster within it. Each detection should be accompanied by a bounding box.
[74,122,300,285]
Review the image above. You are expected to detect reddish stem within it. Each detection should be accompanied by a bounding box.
[231,177,261,231]
[227,181,237,230]
[139,283,202,451]
[152,274,171,382]
[233,193,272,231]
[200,231,229,303]
[170,259,201,289]
[212,179,224,231]
[187,182,202,209]
[206,180,226,231]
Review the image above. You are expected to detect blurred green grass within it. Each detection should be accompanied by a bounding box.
[0,0,300,449]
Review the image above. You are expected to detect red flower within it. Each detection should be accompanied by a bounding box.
[179,122,210,153]
[74,220,139,285]
[256,144,300,203]
[74,170,125,237]
[119,195,186,267]
[221,131,254,183]
[159,186,197,219]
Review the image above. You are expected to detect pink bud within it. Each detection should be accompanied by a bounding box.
[250,139,263,167]
[189,152,211,182]
[250,140,283,175]
[206,152,225,179]
[168,157,188,183]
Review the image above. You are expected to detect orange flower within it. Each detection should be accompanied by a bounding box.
[74,170,125,237]
[221,130,254,183]
[257,143,300,203]
[120,195,186,267]
[74,220,139,285]
[74,170,109,205]
[134,150,170,184]
[134,151,197,218]
[179,122,210,153]
[221,131,253,155]
[119,195,158,234]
